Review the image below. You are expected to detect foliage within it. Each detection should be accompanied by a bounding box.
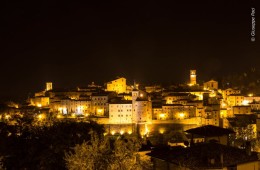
[65,133,153,170]
[0,120,104,169]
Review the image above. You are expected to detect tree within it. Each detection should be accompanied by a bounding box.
[65,133,153,170]
[0,120,104,169]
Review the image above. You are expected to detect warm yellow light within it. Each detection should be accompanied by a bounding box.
[128,130,132,134]
[159,128,165,134]
[5,115,11,119]
[159,113,165,118]
[71,113,76,118]
[140,93,143,97]
[38,114,45,120]
[242,100,249,105]
[111,131,115,135]
[37,104,42,107]
[97,109,103,114]
[248,93,253,97]
[179,113,185,118]
[57,114,62,119]
[120,130,124,135]
[85,113,89,117]
[145,124,150,136]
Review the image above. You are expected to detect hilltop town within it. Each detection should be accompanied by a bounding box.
[1,70,260,169]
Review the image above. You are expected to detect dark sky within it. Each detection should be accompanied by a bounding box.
[1,1,259,101]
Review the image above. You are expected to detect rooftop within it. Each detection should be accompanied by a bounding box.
[185,125,235,137]
[148,142,258,169]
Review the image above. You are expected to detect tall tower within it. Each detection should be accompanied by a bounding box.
[46,82,53,91]
[190,70,196,85]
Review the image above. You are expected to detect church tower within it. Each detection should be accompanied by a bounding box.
[190,70,196,85]
[46,82,53,91]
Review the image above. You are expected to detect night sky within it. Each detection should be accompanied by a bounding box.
[1,1,258,101]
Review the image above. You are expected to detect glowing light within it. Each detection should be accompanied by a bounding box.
[57,114,62,119]
[58,107,63,113]
[140,93,143,97]
[179,113,185,118]
[128,130,132,134]
[159,113,165,118]
[71,113,76,118]
[37,104,42,107]
[120,130,124,135]
[77,106,83,114]
[37,114,45,120]
[159,128,165,134]
[111,131,115,135]
[97,109,103,115]
[145,124,150,136]
[5,115,11,119]
[242,100,249,105]
[248,93,253,97]
[62,108,67,114]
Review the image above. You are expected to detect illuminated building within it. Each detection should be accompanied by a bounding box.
[203,80,218,90]
[226,94,244,106]
[249,101,260,111]
[132,97,152,123]
[30,96,50,107]
[106,77,127,94]
[232,105,251,115]
[222,88,241,101]
[109,100,133,124]
[164,92,191,104]
[91,93,109,116]
[161,104,196,120]
[190,91,207,100]
[190,70,196,85]
[204,105,220,126]
[46,82,53,91]
[244,95,260,103]
[50,99,91,115]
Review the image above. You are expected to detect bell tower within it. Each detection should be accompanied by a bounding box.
[46,82,53,91]
[190,70,196,85]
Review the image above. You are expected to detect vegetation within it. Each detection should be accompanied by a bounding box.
[0,120,104,169]
[65,133,153,170]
